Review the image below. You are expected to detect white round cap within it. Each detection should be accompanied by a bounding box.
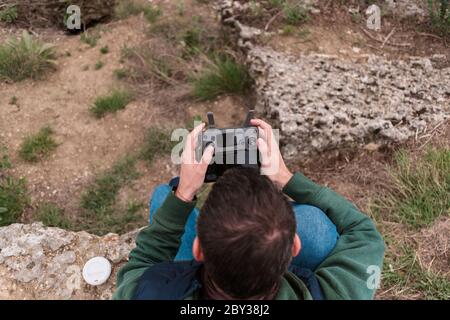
[82,257,112,286]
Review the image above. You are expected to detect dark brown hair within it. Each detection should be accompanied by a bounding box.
[197,168,296,299]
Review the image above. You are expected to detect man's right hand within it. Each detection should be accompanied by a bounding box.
[250,119,293,190]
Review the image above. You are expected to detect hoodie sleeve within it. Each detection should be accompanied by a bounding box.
[113,192,196,300]
[283,173,385,300]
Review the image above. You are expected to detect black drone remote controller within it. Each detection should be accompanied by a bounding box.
[196,110,260,183]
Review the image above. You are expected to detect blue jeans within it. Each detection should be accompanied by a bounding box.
[149,184,339,271]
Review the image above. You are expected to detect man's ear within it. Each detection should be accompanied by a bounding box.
[193,237,204,262]
[292,234,301,257]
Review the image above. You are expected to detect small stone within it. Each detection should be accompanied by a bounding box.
[364,143,381,151]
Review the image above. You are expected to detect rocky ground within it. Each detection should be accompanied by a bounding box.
[0,0,448,299]
[0,223,137,299]
[217,0,449,158]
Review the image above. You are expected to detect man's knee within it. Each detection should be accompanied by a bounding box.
[292,204,339,268]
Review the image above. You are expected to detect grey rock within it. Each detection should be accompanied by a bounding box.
[0,223,138,299]
[53,251,77,265]
[216,0,450,158]
[386,0,427,19]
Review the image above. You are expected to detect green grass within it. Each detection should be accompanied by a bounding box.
[191,55,252,101]
[79,157,144,235]
[268,0,286,9]
[114,68,129,80]
[282,25,296,36]
[351,12,363,24]
[80,32,100,48]
[81,157,139,214]
[144,5,162,23]
[177,0,186,16]
[78,200,145,235]
[9,96,18,105]
[283,3,310,25]
[19,126,58,162]
[116,0,162,22]
[100,46,109,54]
[371,148,449,228]
[37,203,71,229]
[0,177,28,227]
[383,242,450,299]
[182,28,202,56]
[0,146,11,170]
[90,89,133,118]
[428,0,450,37]
[0,5,18,24]
[115,1,146,19]
[140,127,175,164]
[94,60,104,70]
[0,31,56,82]
[298,27,311,39]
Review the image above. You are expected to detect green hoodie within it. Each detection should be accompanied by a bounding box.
[113,172,385,300]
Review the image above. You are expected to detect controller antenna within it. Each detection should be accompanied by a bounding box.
[207,112,216,128]
[243,109,255,127]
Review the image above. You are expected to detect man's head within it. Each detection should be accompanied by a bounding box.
[194,168,300,299]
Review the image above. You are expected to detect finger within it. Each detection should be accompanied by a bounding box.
[185,123,205,163]
[200,144,215,170]
[252,119,273,154]
[251,119,272,131]
[202,144,215,164]
[189,122,205,149]
[257,138,270,167]
[191,122,205,140]
[258,127,268,142]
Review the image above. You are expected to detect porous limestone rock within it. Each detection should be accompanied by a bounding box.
[247,47,449,158]
[0,223,139,300]
[216,0,450,158]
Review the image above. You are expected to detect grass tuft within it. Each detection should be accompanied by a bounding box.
[95,60,105,70]
[144,5,162,23]
[80,32,100,48]
[0,146,11,169]
[0,5,18,24]
[114,68,129,80]
[372,148,449,228]
[78,157,145,235]
[19,126,58,162]
[81,157,139,214]
[90,89,133,118]
[9,96,18,105]
[382,242,450,299]
[283,3,310,25]
[191,55,252,101]
[0,31,56,82]
[140,127,175,164]
[428,0,450,37]
[115,0,161,22]
[0,177,28,227]
[37,203,72,229]
[100,46,109,54]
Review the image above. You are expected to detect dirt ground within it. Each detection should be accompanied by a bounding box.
[252,2,450,66]
[0,6,249,221]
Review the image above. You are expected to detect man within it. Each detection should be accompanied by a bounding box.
[113,119,385,300]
